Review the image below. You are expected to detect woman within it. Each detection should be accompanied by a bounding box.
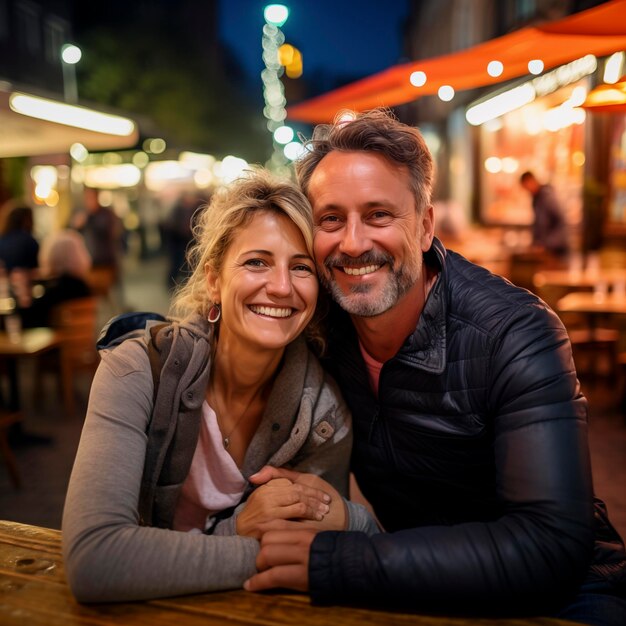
[62,169,375,602]
[23,229,92,328]
[0,203,39,272]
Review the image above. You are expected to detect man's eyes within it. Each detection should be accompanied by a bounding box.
[316,215,343,230]
[316,211,393,227]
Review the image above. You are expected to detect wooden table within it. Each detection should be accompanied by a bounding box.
[556,292,626,379]
[557,291,626,316]
[0,327,61,357]
[0,520,578,626]
[0,329,62,486]
[534,268,626,291]
[0,328,61,411]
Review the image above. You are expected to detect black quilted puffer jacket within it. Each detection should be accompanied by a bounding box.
[311,238,626,615]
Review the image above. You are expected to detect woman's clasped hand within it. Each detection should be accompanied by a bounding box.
[237,468,348,538]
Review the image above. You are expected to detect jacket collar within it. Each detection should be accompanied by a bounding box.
[395,237,447,374]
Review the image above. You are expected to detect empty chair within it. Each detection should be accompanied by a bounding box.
[46,297,99,417]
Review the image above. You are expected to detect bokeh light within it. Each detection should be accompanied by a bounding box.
[438,85,455,101]
[487,60,503,77]
[61,44,82,64]
[274,125,294,144]
[283,141,306,161]
[410,71,427,87]
[264,4,289,26]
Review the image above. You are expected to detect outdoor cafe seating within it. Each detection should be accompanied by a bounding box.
[0,291,100,487]
[42,296,99,418]
[532,258,626,382]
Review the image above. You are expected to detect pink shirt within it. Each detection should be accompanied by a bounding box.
[359,341,384,397]
[172,401,247,532]
[358,269,439,398]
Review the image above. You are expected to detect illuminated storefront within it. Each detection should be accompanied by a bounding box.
[1,83,250,254]
[468,55,595,235]
[281,2,626,249]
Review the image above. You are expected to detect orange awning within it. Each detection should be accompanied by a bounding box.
[582,74,626,111]
[287,0,626,124]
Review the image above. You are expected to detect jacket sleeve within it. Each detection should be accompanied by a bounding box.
[308,303,594,613]
[62,340,259,603]
[289,367,379,534]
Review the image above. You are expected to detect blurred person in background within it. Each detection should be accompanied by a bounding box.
[22,229,92,328]
[0,202,39,272]
[520,170,570,264]
[244,109,626,626]
[71,187,124,279]
[162,190,204,288]
[62,168,376,603]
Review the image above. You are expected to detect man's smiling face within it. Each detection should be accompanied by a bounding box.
[308,150,428,317]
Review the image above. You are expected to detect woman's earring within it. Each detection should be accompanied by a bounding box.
[207,303,221,324]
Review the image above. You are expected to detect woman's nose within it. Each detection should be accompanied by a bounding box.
[266,266,293,297]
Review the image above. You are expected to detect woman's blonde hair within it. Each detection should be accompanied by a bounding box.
[171,167,317,321]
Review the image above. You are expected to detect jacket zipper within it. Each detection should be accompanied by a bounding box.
[368,405,380,443]
[368,358,387,444]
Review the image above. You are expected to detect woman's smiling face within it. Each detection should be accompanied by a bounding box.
[207,210,318,353]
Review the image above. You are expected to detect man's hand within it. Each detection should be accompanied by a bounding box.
[244,529,316,593]
[249,466,347,531]
[237,478,331,539]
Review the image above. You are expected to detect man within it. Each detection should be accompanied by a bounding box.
[520,170,570,260]
[245,109,626,624]
[72,187,124,277]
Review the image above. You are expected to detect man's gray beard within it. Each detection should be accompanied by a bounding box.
[320,255,422,317]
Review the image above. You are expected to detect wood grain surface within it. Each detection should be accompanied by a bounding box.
[0,520,577,626]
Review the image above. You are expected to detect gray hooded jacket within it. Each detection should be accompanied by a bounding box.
[62,313,375,603]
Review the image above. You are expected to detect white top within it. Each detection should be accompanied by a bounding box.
[173,401,247,532]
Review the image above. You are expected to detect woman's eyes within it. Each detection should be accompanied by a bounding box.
[243,258,314,275]
[292,263,315,275]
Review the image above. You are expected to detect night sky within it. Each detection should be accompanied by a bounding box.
[219,0,411,95]
[68,0,412,154]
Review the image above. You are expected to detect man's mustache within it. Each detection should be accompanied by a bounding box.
[322,251,393,270]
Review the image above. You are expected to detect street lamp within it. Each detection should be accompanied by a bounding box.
[61,43,81,103]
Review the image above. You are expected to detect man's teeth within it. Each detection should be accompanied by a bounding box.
[249,305,293,318]
[343,264,380,276]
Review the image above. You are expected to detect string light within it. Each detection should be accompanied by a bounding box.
[261,6,291,174]
[438,85,455,101]
[410,71,427,87]
[487,61,503,77]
